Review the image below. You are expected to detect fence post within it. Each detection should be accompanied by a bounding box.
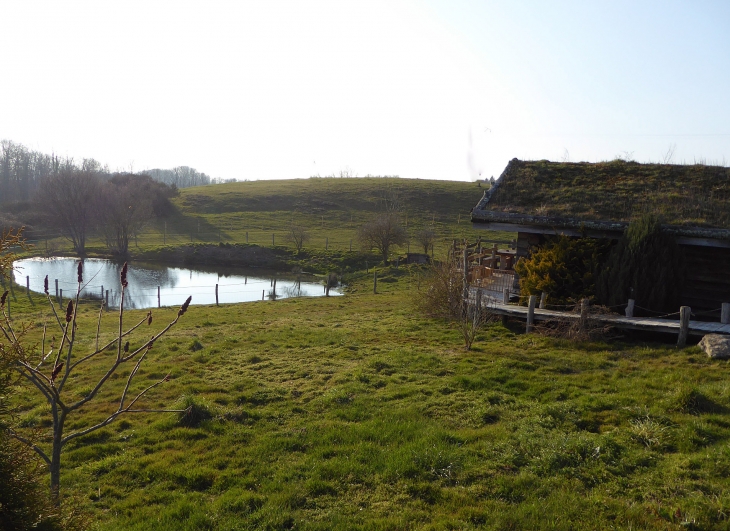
[625,299,635,318]
[503,287,509,304]
[215,284,219,306]
[373,270,377,294]
[26,276,29,293]
[262,289,265,301]
[106,290,109,310]
[677,306,691,347]
[157,286,161,308]
[580,298,589,330]
[55,279,58,299]
[101,285,104,301]
[246,231,249,244]
[721,303,730,325]
[526,295,537,332]
[539,292,547,309]
[272,233,275,246]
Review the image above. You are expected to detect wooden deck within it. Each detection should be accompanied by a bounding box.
[474,292,730,337]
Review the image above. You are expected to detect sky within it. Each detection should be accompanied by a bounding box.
[1,0,729,182]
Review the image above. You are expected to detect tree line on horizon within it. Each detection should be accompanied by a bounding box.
[0,139,229,205]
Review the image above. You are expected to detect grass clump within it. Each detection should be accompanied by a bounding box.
[176,395,213,427]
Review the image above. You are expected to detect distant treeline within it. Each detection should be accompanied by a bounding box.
[0,139,231,204]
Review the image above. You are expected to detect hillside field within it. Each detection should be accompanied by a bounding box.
[28,177,505,261]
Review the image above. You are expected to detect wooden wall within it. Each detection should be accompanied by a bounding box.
[680,245,730,314]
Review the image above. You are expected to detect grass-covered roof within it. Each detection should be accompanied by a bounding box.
[472,159,730,231]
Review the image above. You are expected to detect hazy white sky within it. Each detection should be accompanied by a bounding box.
[2,1,729,181]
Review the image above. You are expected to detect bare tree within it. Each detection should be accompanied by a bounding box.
[286,224,310,252]
[35,170,101,257]
[414,227,436,255]
[98,175,156,257]
[4,262,192,502]
[358,213,408,264]
[415,260,491,350]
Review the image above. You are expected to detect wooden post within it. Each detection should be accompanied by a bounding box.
[105,290,109,310]
[580,298,589,330]
[503,287,509,304]
[273,278,276,296]
[463,247,469,286]
[373,270,377,294]
[55,279,58,299]
[100,285,103,301]
[539,292,547,309]
[157,286,161,308]
[526,295,537,333]
[625,299,635,318]
[721,303,730,325]
[246,231,249,244]
[272,233,275,246]
[677,306,691,347]
[25,275,29,293]
[262,289,265,301]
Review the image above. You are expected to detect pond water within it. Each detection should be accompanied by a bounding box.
[12,257,342,310]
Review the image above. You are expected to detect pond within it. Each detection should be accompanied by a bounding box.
[12,257,342,310]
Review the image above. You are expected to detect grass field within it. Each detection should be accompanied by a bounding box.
[7,263,730,530]
[26,177,508,261]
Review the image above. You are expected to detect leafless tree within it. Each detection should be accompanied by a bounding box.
[4,262,192,502]
[286,224,310,252]
[35,170,102,257]
[98,175,156,257]
[415,260,491,350]
[358,213,408,264]
[414,227,436,255]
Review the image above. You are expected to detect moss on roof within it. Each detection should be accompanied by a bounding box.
[476,159,730,229]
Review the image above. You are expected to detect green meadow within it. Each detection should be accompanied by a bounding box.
[33,177,502,260]
[8,178,730,530]
[8,270,730,530]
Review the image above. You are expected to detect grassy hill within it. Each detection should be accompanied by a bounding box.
[6,269,730,530]
[30,177,501,261]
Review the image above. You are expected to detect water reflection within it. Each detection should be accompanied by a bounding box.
[13,257,342,309]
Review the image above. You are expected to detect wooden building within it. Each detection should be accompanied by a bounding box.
[470,159,730,312]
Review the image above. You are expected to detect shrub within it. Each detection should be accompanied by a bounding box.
[595,214,685,314]
[514,235,609,305]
